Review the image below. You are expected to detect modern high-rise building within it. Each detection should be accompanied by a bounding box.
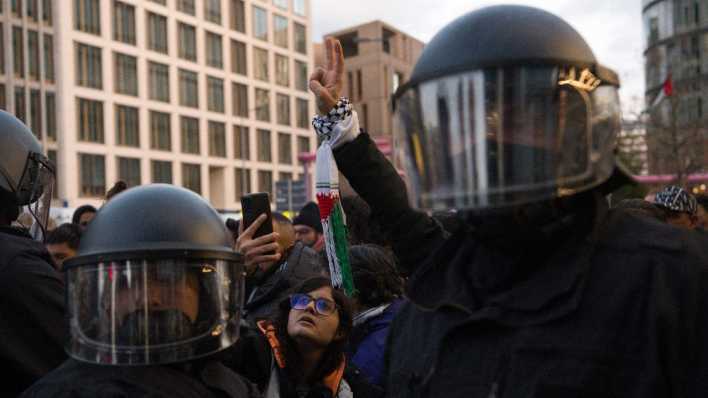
[642,0,707,179]
[318,20,424,140]
[3,0,315,212]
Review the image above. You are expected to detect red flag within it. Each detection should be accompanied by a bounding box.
[651,74,673,108]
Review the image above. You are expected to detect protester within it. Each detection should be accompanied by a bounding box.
[293,202,325,252]
[45,223,82,270]
[340,196,389,247]
[695,194,707,230]
[71,204,96,230]
[347,245,404,389]
[653,185,699,230]
[0,110,66,396]
[613,198,667,222]
[226,276,379,397]
[238,211,325,321]
[22,184,259,398]
[308,6,708,396]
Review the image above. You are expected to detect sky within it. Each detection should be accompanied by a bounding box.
[311,0,646,117]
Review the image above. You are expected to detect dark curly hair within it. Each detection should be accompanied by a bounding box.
[350,244,403,309]
[272,276,353,384]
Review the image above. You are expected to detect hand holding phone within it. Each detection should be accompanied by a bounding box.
[240,193,273,239]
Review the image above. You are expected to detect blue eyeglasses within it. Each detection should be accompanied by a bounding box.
[289,293,338,316]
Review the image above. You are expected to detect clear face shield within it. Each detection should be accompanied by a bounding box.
[393,66,621,211]
[14,152,55,241]
[66,258,244,365]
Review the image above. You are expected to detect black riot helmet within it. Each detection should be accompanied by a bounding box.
[64,184,244,366]
[393,5,629,212]
[0,110,55,239]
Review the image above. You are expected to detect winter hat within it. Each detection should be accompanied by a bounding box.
[293,202,323,233]
[654,185,698,215]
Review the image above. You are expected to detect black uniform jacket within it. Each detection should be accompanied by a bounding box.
[0,227,67,397]
[20,358,261,398]
[334,133,708,397]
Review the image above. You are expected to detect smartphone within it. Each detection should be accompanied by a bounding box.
[240,193,274,239]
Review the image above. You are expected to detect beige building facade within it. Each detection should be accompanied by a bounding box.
[4,0,315,212]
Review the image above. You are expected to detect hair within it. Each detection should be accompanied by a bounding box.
[72,205,97,225]
[340,196,390,247]
[46,223,82,249]
[106,180,129,201]
[696,194,708,210]
[350,244,403,309]
[273,276,353,384]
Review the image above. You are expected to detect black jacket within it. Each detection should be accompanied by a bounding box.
[334,133,708,397]
[0,227,67,397]
[245,241,325,320]
[20,358,261,398]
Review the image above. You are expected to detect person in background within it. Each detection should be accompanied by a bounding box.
[695,194,708,230]
[45,223,82,271]
[71,205,96,231]
[105,180,128,202]
[347,244,404,390]
[613,199,667,222]
[293,202,325,252]
[238,212,325,321]
[340,196,390,247]
[653,185,699,230]
[226,276,379,398]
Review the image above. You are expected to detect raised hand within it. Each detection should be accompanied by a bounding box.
[309,37,345,115]
[235,214,281,275]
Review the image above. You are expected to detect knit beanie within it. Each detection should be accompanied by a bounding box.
[293,202,323,233]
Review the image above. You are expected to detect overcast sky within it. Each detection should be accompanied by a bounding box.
[311,0,646,117]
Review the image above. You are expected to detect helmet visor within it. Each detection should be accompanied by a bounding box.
[66,258,244,365]
[15,153,55,241]
[393,66,620,211]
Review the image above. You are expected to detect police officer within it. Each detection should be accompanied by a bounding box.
[0,110,66,396]
[22,185,260,397]
[309,5,708,397]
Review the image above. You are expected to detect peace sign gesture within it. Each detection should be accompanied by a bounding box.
[309,37,345,115]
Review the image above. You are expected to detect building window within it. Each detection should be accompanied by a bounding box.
[178,23,197,61]
[294,23,307,54]
[274,0,288,10]
[232,82,248,117]
[177,0,195,15]
[114,53,138,96]
[253,6,268,41]
[357,69,363,98]
[235,168,251,199]
[258,170,273,196]
[42,0,52,25]
[254,47,269,81]
[362,103,368,130]
[14,88,26,124]
[182,163,201,194]
[28,31,39,81]
[276,94,290,126]
[295,61,308,92]
[79,153,105,197]
[204,0,221,25]
[47,151,58,198]
[29,90,41,138]
[207,76,225,113]
[297,136,310,162]
[230,40,247,75]
[206,31,223,68]
[43,34,54,82]
[208,121,226,157]
[115,105,139,147]
[294,0,306,16]
[255,89,270,122]
[278,132,292,164]
[234,125,250,160]
[179,69,199,108]
[275,54,289,87]
[147,12,168,54]
[12,0,21,16]
[257,129,271,161]
[180,116,200,154]
[118,157,141,187]
[0,85,6,110]
[296,98,309,128]
[27,0,38,21]
[149,0,167,5]
[149,61,170,102]
[113,1,136,45]
[149,111,171,151]
[230,0,245,33]
[274,15,288,48]
[46,92,56,141]
[77,98,104,142]
[152,160,172,184]
[74,0,100,35]
[76,43,102,89]
[13,27,24,78]
[0,26,4,75]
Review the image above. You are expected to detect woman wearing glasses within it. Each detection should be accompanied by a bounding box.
[226,276,380,398]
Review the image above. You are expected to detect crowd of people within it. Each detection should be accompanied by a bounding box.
[0,4,707,398]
